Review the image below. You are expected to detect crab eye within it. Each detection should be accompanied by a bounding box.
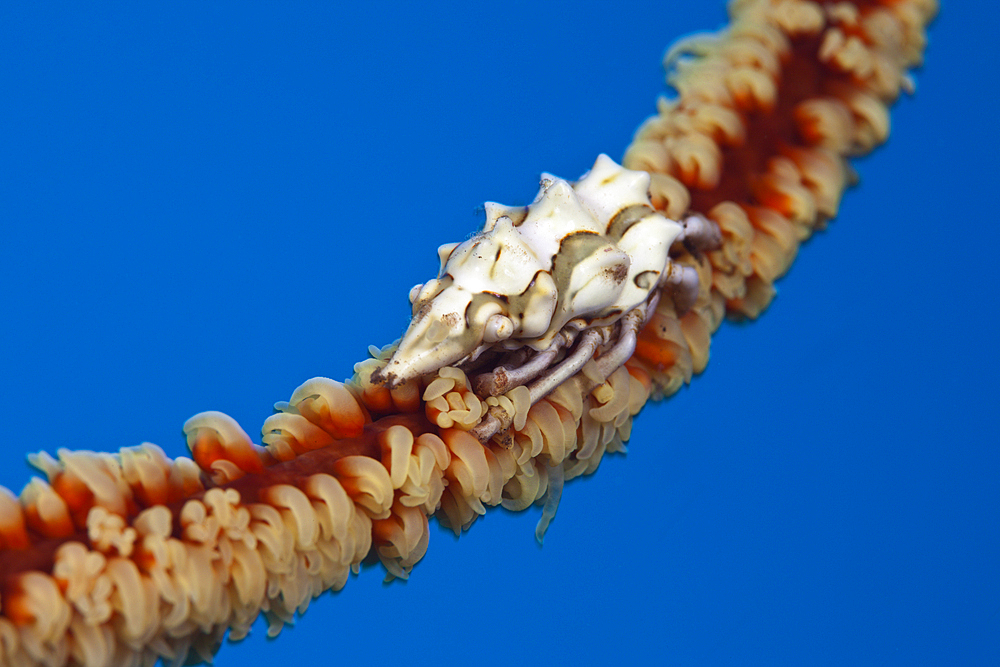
[483,313,514,343]
[408,283,423,304]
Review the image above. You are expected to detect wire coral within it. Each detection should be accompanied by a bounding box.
[0,1,936,666]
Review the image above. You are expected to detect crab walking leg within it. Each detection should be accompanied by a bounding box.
[471,338,565,397]
[526,330,606,405]
[592,298,656,383]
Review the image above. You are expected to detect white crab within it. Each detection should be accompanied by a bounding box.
[372,155,688,392]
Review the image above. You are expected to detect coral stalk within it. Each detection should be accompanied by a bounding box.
[0,1,936,666]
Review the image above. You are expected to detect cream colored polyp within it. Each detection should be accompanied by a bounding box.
[375,155,683,388]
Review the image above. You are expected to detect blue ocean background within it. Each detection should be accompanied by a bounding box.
[2,2,996,665]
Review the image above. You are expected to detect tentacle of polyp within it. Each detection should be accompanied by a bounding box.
[0,2,936,666]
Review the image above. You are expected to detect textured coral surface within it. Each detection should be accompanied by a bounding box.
[3,2,999,666]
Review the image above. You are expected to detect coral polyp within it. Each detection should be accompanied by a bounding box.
[0,2,938,666]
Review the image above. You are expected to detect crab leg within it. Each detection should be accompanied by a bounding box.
[471,335,566,397]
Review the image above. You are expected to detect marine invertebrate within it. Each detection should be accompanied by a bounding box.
[0,1,937,666]
[375,155,687,388]
[374,154,708,443]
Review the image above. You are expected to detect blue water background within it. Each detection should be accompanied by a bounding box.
[2,2,996,665]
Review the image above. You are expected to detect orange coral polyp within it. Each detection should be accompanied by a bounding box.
[634,330,682,370]
[0,1,937,665]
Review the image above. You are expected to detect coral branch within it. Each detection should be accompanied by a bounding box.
[0,1,936,666]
